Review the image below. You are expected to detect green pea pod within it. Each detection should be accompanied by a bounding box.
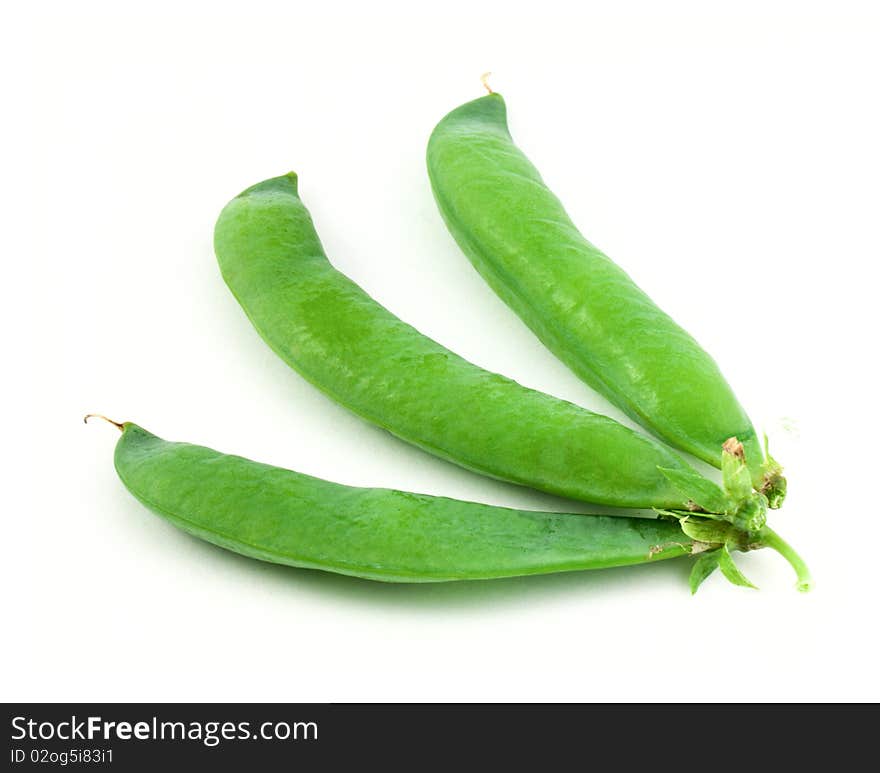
[214,173,706,510]
[427,91,785,505]
[98,418,693,583]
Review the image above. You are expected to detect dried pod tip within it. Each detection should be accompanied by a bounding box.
[722,437,745,458]
[83,413,125,432]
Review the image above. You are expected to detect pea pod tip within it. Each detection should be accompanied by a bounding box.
[237,171,298,200]
[84,413,125,432]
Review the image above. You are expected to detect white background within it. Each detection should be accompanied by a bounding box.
[9,1,879,701]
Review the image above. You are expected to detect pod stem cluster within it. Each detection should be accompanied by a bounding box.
[759,527,813,592]
[655,437,810,592]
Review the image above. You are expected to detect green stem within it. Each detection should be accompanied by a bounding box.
[759,527,812,592]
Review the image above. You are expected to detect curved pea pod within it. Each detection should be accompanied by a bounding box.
[427,92,785,506]
[214,172,706,510]
[105,421,694,583]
